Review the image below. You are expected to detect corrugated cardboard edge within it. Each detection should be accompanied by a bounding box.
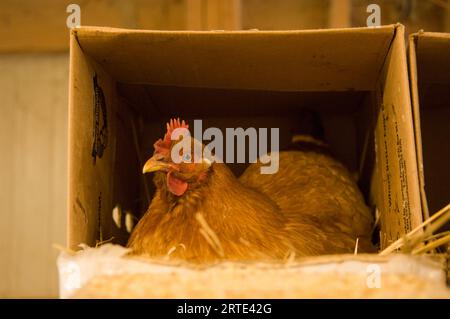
[67,29,77,248]
[74,24,397,35]
[394,24,423,232]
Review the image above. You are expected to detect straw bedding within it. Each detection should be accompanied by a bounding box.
[58,244,450,299]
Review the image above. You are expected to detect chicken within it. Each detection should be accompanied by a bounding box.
[127,118,374,262]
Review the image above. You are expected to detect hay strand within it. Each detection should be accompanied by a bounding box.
[354,238,359,255]
[196,213,224,257]
[379,203,450,256]
[412,234,450,255]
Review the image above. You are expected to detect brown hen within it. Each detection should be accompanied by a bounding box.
[127,118,374,262]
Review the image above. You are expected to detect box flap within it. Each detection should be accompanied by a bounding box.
[68,30,117,249]
[73,25,396,92]
[408,33,429,221]
[375,25,423,247]
[409,31,450,218]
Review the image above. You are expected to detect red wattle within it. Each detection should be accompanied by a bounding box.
[167,172,188,196]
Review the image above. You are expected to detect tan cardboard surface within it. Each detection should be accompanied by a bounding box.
[68,31,117,249]
[74,26,395,92]
[375,25,422,247]
[409,32,450,219]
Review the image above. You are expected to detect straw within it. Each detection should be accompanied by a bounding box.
[379,203,450,256]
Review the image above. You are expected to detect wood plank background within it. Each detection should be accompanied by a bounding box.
[1,0,447,52]
[0,54,68,297]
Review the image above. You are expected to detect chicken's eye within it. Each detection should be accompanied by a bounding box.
[182,153,192,162]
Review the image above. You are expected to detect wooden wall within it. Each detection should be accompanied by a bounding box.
[0,0,242,52]
[0,54,68,297]
[1,1,448,52]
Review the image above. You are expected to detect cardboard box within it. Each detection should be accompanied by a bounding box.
[68,24,422,252]
[409,32,450,221]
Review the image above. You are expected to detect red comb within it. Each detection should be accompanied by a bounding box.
[154,118,189,154]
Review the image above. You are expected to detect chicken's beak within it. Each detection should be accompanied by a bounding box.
[142,155,171,174]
